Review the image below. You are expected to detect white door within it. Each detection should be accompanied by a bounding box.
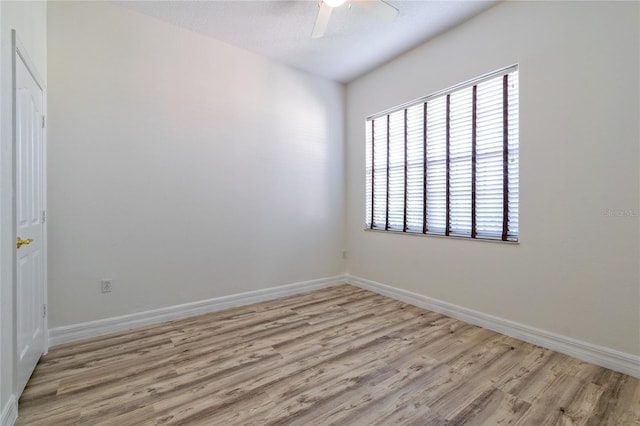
[15,39,46,396]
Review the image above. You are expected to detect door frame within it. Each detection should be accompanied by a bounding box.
[11,29,48,397]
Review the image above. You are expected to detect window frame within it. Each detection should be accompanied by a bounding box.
[364,65,519,243]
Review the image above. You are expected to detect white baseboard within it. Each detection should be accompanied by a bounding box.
[1,395,17,426]
[48,273,639,378]
[49,275,347,347]
[346,274,640,378]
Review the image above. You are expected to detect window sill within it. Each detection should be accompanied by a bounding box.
[363,227,519,245]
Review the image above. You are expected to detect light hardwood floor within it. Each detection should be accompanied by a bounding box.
[16,284,640,425]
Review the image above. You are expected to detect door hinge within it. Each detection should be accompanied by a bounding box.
[42,115,46,129]
[43,304,47,318]
[42,210,46,224]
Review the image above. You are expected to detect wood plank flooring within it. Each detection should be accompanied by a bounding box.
[16,284,640,425]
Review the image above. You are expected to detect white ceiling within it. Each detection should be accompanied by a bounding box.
[115,0,500,83]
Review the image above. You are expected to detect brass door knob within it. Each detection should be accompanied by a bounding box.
[17,237,33,249]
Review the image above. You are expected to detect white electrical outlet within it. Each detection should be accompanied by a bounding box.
[101,279,113,293]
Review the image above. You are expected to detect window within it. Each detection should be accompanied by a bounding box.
[365,66,519,241]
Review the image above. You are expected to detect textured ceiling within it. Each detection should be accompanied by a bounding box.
[115,0,500,83]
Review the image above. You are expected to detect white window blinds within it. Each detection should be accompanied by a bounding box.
[365,66,519,241]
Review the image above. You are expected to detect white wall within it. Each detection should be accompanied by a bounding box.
[47,2,345,328]
[346,1,640,356]
[0,1,47,422]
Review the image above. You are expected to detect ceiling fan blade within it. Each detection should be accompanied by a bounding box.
[354,0,399,21]
[312,2,333,39]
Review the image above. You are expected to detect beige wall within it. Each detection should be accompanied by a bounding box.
[0,0,47,420]
[345,1,640,356]
[46,2,345,328]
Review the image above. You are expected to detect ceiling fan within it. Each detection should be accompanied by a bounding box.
[312,0,399,39]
